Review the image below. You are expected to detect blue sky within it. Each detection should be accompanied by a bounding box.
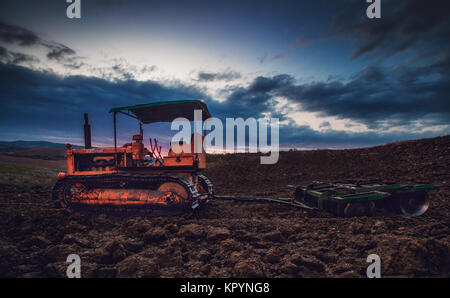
[0,0,448,149]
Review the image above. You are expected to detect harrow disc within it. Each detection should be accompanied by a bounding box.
[398,192,429,216]
[343,201,375,217]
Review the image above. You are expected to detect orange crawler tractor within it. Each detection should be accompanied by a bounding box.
[53,100,213,216]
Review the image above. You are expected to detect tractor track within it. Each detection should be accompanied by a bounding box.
[52,173,202,217]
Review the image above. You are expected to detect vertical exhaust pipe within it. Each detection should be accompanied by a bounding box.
[84,113,92,149]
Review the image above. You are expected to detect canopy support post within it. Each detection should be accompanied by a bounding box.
[114,112,117,168]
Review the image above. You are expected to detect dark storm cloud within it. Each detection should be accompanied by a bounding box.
[0,21,40,46]
[111,63,135,81]
[0,61,447,148]
[9,51,38,64]
[0,21,77,63]
[331,0,449,59]
[46,43,76,61]
[281,64,450,128]
[214,64,450,129]
[197,70,241,82]
[63,61,86,70]
[0,63,208,111]
[0,46,39,64]
[206,74,295,120]
[0,62,209,141]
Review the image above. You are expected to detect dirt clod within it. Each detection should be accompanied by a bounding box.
[206,227,231,241]
[177,224,204,239]
[144,227,167,242]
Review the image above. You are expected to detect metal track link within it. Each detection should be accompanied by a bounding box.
[197,174,214,202]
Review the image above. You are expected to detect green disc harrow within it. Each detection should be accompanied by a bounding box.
[215,181,437,217]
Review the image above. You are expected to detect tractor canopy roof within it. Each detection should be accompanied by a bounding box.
[109,100,211,124]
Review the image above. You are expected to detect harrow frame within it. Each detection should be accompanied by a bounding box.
[294,181,437,217]
[215,181,437,217]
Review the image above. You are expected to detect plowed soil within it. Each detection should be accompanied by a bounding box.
[0,136,449,278]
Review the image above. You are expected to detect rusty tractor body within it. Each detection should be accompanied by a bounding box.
[53,100,213,217]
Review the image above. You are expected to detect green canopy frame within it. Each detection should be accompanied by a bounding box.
[109,99,211,154]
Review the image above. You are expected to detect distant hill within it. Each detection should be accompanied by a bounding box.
[0,140,82,148]
[0,140,82,160]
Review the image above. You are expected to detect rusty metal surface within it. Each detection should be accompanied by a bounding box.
[52,173,202,217]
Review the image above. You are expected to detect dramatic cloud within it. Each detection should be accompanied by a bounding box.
[216,63,450,129]
[0,62,208,143]
[331,0,449,59]
[0,46,39,64]
[0,21,78,63]
[111,63,136,81]
[207,74,294,119]
[197,70,241,82]
[0,21,39,46]
[0,60,447,148]
[46,43,76,61]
